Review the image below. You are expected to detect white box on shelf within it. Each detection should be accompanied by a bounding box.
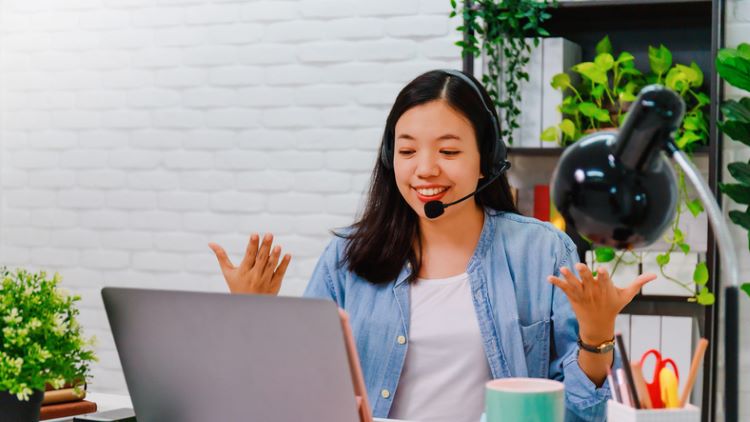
[607,400,700,422]
[629,315,661,377]
[659,316,693,394]
[541,37,581,148]
[640,251,700,297]
[496,38,543,148]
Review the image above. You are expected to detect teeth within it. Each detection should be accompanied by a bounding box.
[416,187,447,196]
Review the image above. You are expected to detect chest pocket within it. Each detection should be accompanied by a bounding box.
[520,319,550,378]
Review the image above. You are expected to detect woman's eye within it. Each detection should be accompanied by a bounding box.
[441,150,460,156]
[398,150,415,156]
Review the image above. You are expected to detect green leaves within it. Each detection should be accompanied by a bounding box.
[560,119,576,139]
[728,209,750,231]
[656,253,670,266]
[728,162,750,185]
[541,126,558,143]
[649,44,673,76]
[596,35,613,55]
[741,282,750,298]
[594,246,615,263]
[0,268,96,400]
[551,72,571,91]
[719,183,750,204]
[693,262,709,285]
[696,287,715,305]
[686,198,705,217]
[716,43,750,92]
[573,62,608,85]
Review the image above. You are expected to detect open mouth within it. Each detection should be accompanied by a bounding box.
[413,186,449,203]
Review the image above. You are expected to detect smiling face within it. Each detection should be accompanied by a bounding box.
[393,99,484,220]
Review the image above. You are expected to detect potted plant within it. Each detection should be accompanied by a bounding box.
[543,36,714,304]
[716,42,750,298]
[452,0,556,145]
[0,268,96,421]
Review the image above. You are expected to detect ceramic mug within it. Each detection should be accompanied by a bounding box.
[485,378,564,422]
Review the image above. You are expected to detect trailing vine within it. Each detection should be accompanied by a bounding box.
[451,0,556,145]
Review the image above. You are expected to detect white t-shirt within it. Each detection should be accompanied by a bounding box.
[388,272,492,422]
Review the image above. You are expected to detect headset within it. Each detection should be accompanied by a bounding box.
[378,69,511,218]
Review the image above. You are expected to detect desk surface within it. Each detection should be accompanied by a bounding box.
[47,393,412,422]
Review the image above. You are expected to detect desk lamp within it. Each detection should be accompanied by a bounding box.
[551,85,740,420]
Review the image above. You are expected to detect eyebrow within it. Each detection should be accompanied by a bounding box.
[395,134,462,141]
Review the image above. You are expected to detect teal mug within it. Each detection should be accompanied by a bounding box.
[485,378,564,422]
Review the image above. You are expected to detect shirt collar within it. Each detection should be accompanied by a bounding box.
[394,208,496,287]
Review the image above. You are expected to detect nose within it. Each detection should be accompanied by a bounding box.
[415,151,440,178]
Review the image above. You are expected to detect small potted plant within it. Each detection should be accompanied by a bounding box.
[0,268,96,421]
[543,36,714,304]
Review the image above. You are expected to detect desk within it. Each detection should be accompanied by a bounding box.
[46,393,412,422]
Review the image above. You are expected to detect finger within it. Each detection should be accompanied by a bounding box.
[270,254,292,291]
[208,242,235,271]
[240,233,260,270]
[596,266,612,285]
[547,275,578,299]
[262,245,282,281]
[255,233,274,270]
[559,267,583,294]
[623,273,657,300]
[575,263,597,284]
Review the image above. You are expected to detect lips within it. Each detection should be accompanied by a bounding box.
[413,186,449,203]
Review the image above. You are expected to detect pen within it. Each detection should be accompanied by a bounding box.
[616,368,633,407]
[615,334,641,409]
[607,368,621,403]
[679,338,709,407]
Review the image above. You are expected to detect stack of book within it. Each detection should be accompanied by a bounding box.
[40,384,97,420]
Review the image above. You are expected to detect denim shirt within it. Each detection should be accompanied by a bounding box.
[303,209,612,421]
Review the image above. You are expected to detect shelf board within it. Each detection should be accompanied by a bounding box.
[623,294,705,319]
[547,0,711,31]
[508,145,710,157]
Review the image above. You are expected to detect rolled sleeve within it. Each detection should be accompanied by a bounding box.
[550,238,611,421]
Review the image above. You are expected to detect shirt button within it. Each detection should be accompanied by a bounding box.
[397,335,406,345]
[381,389,390,399]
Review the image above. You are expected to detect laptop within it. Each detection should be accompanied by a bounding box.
[102,287,382,422]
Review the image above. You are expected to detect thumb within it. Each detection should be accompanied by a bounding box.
[208,242,234,271]
[623,273,657,300]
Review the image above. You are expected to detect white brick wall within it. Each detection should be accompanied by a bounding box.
[725,1,750,420]
[0,0,461,394]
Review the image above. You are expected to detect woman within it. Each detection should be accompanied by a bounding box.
[209,70,655,422]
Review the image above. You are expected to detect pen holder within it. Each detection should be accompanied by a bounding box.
[607,400,700,422]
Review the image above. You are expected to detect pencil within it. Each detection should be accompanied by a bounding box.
[679,338,709,407]
[630,362,652,409]
[615,334,641,409]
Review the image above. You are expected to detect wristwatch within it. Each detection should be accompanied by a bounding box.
[577,336,616,354]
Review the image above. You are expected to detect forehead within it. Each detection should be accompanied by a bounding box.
[394,100,475,140]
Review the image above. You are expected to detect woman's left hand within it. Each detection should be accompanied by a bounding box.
[548,263,657,343]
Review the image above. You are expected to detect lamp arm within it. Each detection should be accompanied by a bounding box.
[669,146,739,421]
[669,148,739,288]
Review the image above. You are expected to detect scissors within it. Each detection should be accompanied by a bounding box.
[639,349,680,408]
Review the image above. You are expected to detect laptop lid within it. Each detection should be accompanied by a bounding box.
[102,287,365,422]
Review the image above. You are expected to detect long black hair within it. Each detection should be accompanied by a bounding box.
[340,70,519,284]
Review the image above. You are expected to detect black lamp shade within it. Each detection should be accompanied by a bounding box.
[550,85,685,250]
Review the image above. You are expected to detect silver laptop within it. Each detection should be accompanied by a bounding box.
[102,287,371,422]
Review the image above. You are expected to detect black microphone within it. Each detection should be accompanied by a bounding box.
[424,162,510,219]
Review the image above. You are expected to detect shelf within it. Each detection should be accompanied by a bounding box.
[624,295,706,320]
[507,145,710,157]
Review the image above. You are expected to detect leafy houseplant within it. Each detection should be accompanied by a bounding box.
[0,268,96,419]
[716,43,750,298]
[544,36,714,304]
[451,0,556,146]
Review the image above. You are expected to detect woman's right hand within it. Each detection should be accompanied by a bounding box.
[208,233,291,295]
